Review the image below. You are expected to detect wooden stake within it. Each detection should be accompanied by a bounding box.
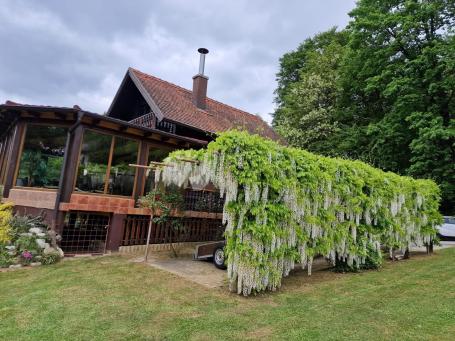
[128,162,173,169]
[144,211,153,262]
[175,157,200,164]
[129,162,163,262]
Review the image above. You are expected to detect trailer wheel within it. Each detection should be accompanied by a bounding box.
[213,246,227,269]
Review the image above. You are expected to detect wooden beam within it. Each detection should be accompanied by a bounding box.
[175,157,199,164]
[58,124,84,202]
[55,112,67,120]
[2,121,26,198]
[129,162,172,169]
[133,141,149,202]
[103,136,116,194]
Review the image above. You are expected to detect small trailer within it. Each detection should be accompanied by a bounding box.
[193,241,226,269]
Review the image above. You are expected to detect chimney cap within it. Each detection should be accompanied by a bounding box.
[198,48,209,54]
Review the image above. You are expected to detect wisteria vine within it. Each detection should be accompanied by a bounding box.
[155,130,442,296]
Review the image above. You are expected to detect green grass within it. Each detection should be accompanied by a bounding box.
[1,249,454,341]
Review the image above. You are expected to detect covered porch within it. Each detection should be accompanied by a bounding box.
[0,103,225,255]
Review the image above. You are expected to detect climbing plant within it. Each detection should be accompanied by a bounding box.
[156,130,442,296]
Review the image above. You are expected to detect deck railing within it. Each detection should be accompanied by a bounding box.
[121,216,225,246]
[129,113,155,128]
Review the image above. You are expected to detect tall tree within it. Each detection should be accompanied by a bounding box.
[273,1,455,213]
[343,0,455,213]
[273,28,348,155]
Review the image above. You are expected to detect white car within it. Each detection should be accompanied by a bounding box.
[437,216,455,241]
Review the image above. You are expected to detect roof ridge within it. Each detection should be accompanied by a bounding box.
[129,67,193,96]
[129,67,268,124]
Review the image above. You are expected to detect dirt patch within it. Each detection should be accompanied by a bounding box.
[132,249,227,289]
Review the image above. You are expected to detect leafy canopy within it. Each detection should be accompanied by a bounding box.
[273,0,455,214]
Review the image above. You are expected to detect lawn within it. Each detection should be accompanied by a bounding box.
[1,249,454,341]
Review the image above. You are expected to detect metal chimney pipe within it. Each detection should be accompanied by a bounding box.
[198,48,209,75]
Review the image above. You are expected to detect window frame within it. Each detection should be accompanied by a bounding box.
[0,131,13,185]
[73,128,141,198]
[13,122,69,191]
[140,142,174,197]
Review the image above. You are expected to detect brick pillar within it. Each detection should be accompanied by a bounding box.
[106,213,126,252]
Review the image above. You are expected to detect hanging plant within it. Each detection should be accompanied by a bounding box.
[155,130,442,296]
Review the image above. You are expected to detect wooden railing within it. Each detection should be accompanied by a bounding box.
[129,113,155,128]
[121,215,225,246]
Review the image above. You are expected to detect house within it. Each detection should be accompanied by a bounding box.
[0,49,279,254]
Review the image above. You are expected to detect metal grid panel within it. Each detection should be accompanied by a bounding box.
[184,190,224,213]
[61,212,110,254]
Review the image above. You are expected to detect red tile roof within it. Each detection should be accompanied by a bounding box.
[129,68,281,141]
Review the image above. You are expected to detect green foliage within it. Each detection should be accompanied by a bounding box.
[273,0,455,214]
[139,184,184,225]
[334,243,383,272]
[40,252,61,265]
[8,214,48,241]
[274,28,347,155]
[0,202,13,244]
[15,235,39,254]
[0,248,14,268]
[161,130,442,295]
[139,184,185,256]
[0,212,63,268]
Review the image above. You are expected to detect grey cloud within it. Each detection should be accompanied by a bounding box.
[0,0,356,122]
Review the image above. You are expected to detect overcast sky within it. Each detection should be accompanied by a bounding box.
[0,0,356,123]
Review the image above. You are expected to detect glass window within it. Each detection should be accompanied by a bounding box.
[144,148,171,194]
[107,137,138,196]
[75,130,112,194]
[15,125,67,189]
[75,130,139,196]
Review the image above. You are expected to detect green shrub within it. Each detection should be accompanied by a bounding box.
[15,235,40,254]
[0,248,14,268]
[40,252,61,265]
[0,202,14,244]
[334,244,383,272]
[9,214,48,240]
[2,214,62,268]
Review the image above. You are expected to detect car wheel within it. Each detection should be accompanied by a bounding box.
[213,246,227,270]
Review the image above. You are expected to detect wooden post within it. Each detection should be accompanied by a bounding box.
[53,117,84,231]
[2,121,26,198]
[59,123,84,203]
[428,241,434,254]
[106,213,127,251]
[133,141,149,203]
[129,163,167,262]
[403,247,410,259]
[144,213,154,261]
